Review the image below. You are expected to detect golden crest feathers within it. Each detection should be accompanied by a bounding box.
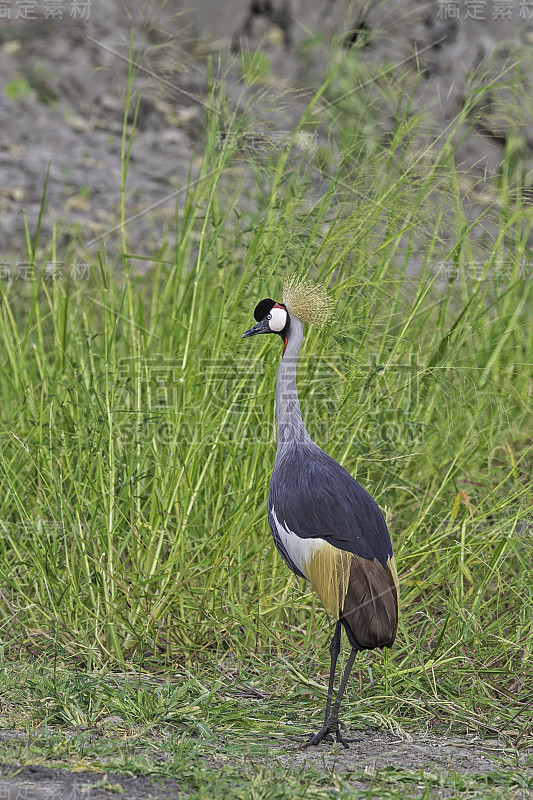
[282,274,331,328]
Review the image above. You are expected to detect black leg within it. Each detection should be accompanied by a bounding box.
[304,645,359,749]
[328,647,357,729]
[323,620,342,724]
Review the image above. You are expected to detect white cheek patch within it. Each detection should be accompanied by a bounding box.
[268,307,287,332]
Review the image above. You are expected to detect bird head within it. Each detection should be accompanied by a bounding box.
[241,299,290,340]
[242,275,331,342]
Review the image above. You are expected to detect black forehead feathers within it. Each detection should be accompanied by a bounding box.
[253,298,276,321]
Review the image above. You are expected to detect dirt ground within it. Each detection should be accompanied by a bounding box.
[0,762,183,799]
[1,728,531,799]
[273,729,511,774]
[2,0,533,259]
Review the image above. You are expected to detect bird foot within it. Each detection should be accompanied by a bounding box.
[303,718,359,749]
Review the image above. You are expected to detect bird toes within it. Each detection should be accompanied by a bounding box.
[303,729,333,748]
[303,718,358,749]
[335,727,359,748]
[336,722,361,747]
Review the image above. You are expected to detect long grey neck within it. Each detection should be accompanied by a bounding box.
[275,316,311,450]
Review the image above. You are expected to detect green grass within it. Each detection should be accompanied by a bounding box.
[0,32,532,798]
[0,661,532,798]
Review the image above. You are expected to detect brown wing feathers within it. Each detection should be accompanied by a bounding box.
[340,554,398,650]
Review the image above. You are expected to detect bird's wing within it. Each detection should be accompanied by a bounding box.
[268,442,393,565]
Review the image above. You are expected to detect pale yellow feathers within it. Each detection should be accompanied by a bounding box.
[304,543,352,618]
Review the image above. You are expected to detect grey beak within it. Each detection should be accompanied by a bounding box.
[241,318,271,338]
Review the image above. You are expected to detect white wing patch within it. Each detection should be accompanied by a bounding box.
[271,506,326,579]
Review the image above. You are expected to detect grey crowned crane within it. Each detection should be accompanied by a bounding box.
[242,276,399,748]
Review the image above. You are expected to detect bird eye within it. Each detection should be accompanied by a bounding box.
[267,314,272,320]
